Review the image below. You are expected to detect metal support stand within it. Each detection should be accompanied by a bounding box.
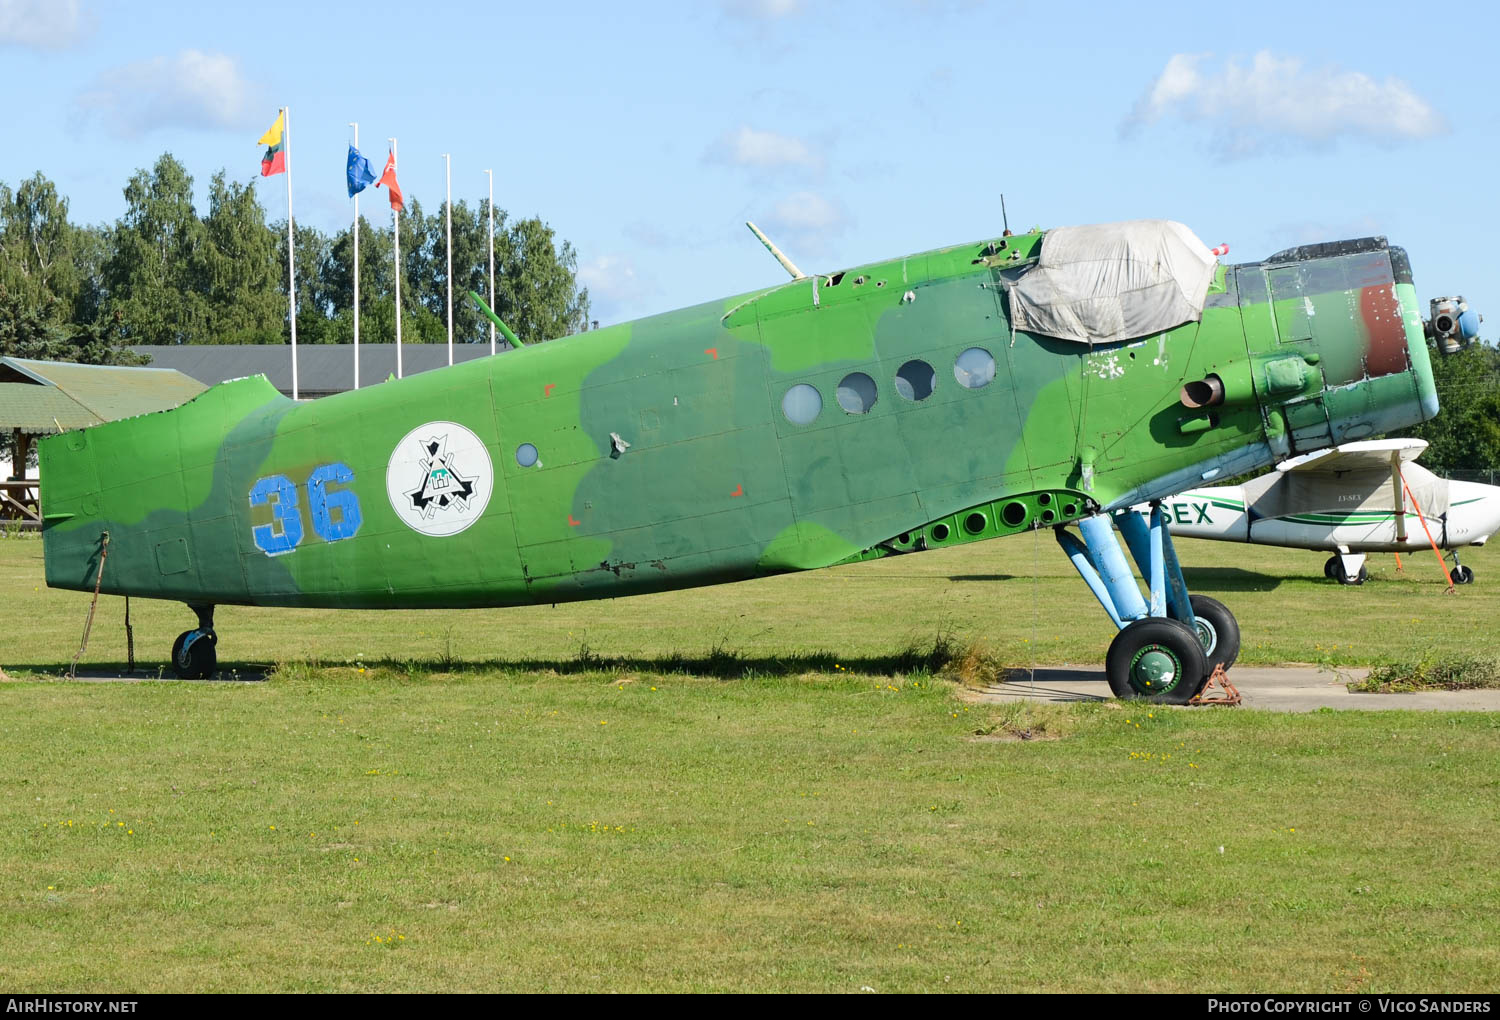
[1114,503,1196,628]
[1054,503,1195,631]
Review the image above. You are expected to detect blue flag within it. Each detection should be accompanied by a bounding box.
[347,145,376,198]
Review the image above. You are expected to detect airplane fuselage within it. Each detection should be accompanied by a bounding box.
[40,230,1439,610]
[1157,479,1500,553]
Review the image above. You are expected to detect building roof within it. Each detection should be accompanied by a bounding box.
[130,343,516,396]
[0,382,99,433]
[0,357,209,435]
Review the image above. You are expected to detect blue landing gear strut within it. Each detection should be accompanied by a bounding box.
[1056,503,1240,703]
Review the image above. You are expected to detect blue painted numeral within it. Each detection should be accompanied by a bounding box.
[249,463,363,556]
[308,462,362,542]
[249,474,304,556]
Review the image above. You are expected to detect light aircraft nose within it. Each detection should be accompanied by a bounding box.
[1450,480,1500,545]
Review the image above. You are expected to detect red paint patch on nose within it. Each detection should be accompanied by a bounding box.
[1361,284,1409,377]
[544,383,556,397]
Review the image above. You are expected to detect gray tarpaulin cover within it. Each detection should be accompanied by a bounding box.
[1241,440,1449,520]
[1006,220,1218,344]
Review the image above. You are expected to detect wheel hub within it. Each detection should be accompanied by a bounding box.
[1194,617,1218,656]
[1129,646,1181,694]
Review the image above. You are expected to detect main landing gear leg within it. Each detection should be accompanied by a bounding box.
[1055,503,1240,704]
[171,604,218,680]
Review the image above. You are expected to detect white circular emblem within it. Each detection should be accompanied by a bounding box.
[386,421,493,537]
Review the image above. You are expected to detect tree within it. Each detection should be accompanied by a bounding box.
[104,154,213,344]
[1395,344,1500,474]
[3,152,591,359]
[269,219,332,345]
[316,215,397,345]
[497,216,590,342]
[0,172,82,324]
[200,172,283,344]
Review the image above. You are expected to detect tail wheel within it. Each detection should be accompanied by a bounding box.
[1105,618,1208,705]
[1187,594,1240,675]
[171,630,217,680]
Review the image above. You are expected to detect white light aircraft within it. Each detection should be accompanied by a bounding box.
[1139,439,1500,585]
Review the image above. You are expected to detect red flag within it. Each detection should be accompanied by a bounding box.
[375,152,404,212]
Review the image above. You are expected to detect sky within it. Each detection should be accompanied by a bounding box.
[1,0,1496,333]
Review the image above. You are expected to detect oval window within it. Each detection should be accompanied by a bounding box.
[836,372,878,414]
[954,347,996,389]
[781,383,822,425]
[895,359,935,401]
[516,443,539,467]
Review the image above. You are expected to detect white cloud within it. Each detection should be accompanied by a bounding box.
[721,0,804,19]
[578,254,649,304]
[1124,51,1447,158]
[622,222,677,249]
[72,50,260,139]
[705,125,823,172]
[0,0,89,50]
[760,191,850,255]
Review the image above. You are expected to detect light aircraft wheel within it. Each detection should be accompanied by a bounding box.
[1453,565,1475,584]
[171,630,217,680]
[1334,561,1366,586]
[1105,618,1207,705]
[1188,594,1240,677]
[1324,556,1338,580]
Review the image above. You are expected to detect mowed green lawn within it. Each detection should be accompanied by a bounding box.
[2,534,1499,992]
[1,529,1492,675]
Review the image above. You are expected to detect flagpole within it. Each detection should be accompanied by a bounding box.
[485,168,495,355]
[350,121,360,390]
[284,105,298,401]
[390,137,401,380]
[444,152,453,367]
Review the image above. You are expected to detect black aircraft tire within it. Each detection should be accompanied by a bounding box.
[1105,619,1209,705]
[1454,565,1475,585]
[1188,594,1240,676]
[1335,561,1365,586]
[1324,556,1338,580]
[171,631,217,680]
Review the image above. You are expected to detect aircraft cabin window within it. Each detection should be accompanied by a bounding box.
[954,347,996,389]
[895,360,936,401]
[516,443,539,467]
[781,383,822,425]
[836,372,878,415]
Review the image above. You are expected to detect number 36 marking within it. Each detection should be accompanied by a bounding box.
[249,463,363,556]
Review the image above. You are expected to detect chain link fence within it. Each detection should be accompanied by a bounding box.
[1440,469,1500,485]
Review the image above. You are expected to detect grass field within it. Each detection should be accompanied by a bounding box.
[1,529,1492,676]
[3,533,1499,992]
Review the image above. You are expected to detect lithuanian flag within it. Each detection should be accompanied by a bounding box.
[259,111,286,177]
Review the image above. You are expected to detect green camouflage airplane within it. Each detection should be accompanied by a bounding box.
[39,220,1439,703]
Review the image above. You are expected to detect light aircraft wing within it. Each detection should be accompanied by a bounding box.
[1275,438,1428,475]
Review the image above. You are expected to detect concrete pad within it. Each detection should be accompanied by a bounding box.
[981,665,1500,712]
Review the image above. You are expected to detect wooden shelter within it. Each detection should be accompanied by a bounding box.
[0,357,206,529]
